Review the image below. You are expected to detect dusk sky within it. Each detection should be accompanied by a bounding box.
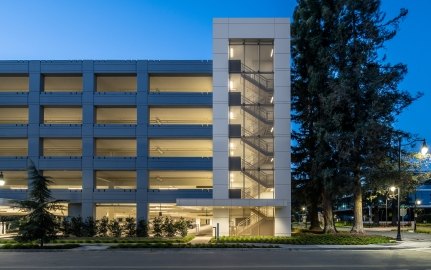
[1,0,429,152]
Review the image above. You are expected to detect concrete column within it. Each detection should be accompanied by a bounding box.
[212,21,230,200]
[81,62,95,218]
[28,61,42,169]
[136,61,149,221]
[213,208,230,236]
[68,203,82,217]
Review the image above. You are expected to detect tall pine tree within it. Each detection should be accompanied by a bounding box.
[292,0,418,233]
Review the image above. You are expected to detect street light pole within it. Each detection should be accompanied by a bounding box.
[390,186,401,241]
[414,199,421,233]
[393,137,428,241]
[396,187,401,241]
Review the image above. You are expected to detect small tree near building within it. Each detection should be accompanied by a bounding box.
[109,219,122,237]
[15,161,64,247]
[152,216,163,237]
[98,216,109,237]
[123,217,137,237]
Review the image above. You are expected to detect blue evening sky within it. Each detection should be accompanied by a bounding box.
[0,0,429,150]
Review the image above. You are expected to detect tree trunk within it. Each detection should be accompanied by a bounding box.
[351,173,365,234]
[372,205,380,225]
[40,238,43,248]
[322,189,336,234]
[308,194,322,231]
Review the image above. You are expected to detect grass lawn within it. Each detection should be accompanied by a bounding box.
[416,224,431,234]
[213,233,394,245]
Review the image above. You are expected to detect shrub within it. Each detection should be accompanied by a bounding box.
[123,217,137,237]
[98,216,109,237]
[136,219,149,237]
[109,219,122,237]
[61,217,72,237]
[162,217,176,237]
[83,217,98,237]
[70,216,84,237]
[152,216,163,237]
[174,217,188,237]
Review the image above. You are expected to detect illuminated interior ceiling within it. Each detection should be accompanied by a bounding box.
[0,171,27,189]
[96,107,137,123]
[149,171,212,188]
[95,171,136,188]
[96,139,136,156]
[43,139,82,156]
[0,139,28,156]
[43,107,82,124]
[0,107,28,123]
[150,107,212,125]
[95,203,136,220]
[44,76,82,91]
[96,76,136,92]
[42,171,82,188]
[149,139,212,157]
[0,76,28,91]
[149,76,212,92]
[149,203,213,219]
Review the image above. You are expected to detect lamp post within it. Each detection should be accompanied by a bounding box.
[302,207,307,229]
[393,137,428,241]
[390,186,401,241]
[414,199,421,233]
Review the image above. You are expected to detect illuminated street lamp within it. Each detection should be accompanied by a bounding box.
[420,140,429,155]
[390,186,401,241]
[393,138,428,241]
[414,199,422,233]
[0,172,5,186]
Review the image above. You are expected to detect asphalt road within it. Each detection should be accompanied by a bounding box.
[0,249,431,270]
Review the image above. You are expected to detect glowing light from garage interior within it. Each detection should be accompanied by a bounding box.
[229,111,235,119]
[270,48,274,58]
[270,96,274,103]
[0,172,5,186]
[270,127,274,133]
[230,47,234,58]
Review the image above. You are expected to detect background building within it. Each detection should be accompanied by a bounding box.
[0,18,290,236]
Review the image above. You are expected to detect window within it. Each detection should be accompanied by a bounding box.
[149,107,212,125]
[43,107,82,124]
[43,75,82,92]
[149,139,212,157]
[0,107,28,124]
[149,171,212,189]
[96,107,137,124]
[0,75,28,92]
[0,139,28,156]
[149,75,212,93]
[42,171,82,189]
[95,139,136,157]
[96,75,136,92]
[43,139,82,157]
[0,171,27,189]
[95,171,136,189]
